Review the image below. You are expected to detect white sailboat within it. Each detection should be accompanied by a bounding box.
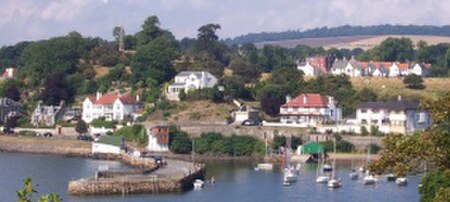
[283,137,298,185]
[362,135,377,185]
[327,138,342,189]
[396,177,408,186]
[193,179,204,189]
[255,135,273,171]
[316,153,330,183]
[349,150,358,180]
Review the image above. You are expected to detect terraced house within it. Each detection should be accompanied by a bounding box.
[356,99,432,134]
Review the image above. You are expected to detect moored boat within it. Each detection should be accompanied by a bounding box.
[349,169,358,180]
[387,173,396,182]
[396,177,408,186]
[193,179,204,189]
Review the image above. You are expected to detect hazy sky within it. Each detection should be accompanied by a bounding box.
[1,0,450,46]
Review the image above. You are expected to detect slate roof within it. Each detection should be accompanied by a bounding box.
[176,71,207,78]
[357,100,420,110]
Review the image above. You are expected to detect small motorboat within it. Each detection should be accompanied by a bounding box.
[387,173,396,182]
[327,178,342,189]
[193,179,204,189]
[396,177,408,186]
[316,175,330,183]
[349,169,358,180]
[255,163,273,171]
[323,164,333,172]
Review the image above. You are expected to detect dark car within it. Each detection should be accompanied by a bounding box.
[43,132,53,138]
[241,119,261,126]
[77,134,93,141]
[2,127,14,134]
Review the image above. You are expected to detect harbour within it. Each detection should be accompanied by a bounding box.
[0,152,421,202]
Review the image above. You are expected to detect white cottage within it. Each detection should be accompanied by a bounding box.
[280,94,342,127]
[82,92,142,123]
[166,71,218,101]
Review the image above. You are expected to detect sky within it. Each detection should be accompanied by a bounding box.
[1,0,450,46]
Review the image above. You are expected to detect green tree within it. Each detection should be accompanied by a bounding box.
[17,178,61,202]
[376,37,414,62]
[131,35,178,84]
[404,74,425,89]
[135,16,174,46]
[169,127,192,154]
[39,72,73,105]
[356,88,378,102]
[75,119,88,135]
[272,135,286,150]
[259,84,285,116]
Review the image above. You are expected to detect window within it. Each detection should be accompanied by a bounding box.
[361,109,367,113]
[372,109,379,113]
[361,119,367,124]
[330,110,334,117]
[371,119,378,124]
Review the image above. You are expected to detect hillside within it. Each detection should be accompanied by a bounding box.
[350,77,450,100]
[254,35,450,50]
[225,24,450,45]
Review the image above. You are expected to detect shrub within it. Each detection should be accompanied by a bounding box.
[366,143,381,154]
[360,126,369,136]
[90,118,117,129]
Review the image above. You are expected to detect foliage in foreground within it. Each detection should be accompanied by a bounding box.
[17,178,61,202]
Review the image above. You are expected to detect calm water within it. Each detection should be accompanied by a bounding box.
[0,152,421,202]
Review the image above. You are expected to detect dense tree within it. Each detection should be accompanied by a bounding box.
[222,76,252,100]
[0,79,23,101]
[135,16,174,46]
[228,57,261,83]
[403,74,425,89]
[169,126,192,154]
[17,178,61,202]
[355,88,378,102]
[75,120,88,135]
[39,72,73,105]
[131,35,178,84]
[259,84,285,116]
[0,41,30,68]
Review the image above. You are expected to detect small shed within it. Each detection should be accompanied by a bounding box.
[92,136,123,154]
[301,142,324,154]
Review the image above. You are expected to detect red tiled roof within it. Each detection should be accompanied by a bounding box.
[281,93,330,108]
[397,63,409,71]
[88,94,139,105]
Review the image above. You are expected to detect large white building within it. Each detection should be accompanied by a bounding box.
[147,125,169,152]
[82,92,142,123]
[280,94,342,127]
[356,100,432,134]
[166,71,218,101]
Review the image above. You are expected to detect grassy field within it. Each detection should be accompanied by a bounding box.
[350,77,450,100]
[0,135,91,148]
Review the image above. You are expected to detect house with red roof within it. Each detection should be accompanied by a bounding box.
[82,92,142,123]
[279,93,342,127]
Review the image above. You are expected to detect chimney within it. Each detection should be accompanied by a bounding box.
[96,92,102,100]
[303,94,308,104]
[328,96,334,104]
[398,95,402,101]
[285,95,292,103]
[136,94,140,102]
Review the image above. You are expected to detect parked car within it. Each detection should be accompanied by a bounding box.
[77,134,93,141]
[42,132,53,138]
[2,127,14,134]
[241,119,261,126]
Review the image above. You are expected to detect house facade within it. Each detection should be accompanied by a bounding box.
[0,97,22,124]
[356,100,432,134]
[297,56,332,77]
[279,94,342,127]
[82,92,142,123]
[166,71,218,101]
[31,101,64,126]
[147,125,169,152]
[330,59,431,77]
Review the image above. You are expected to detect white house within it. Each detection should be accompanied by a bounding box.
[279,94,342,127]
[409,63,431,76]
[82,92,142,123]
[297,62,318,77]
[92,136,123,154]
[147,125,169,152]
[166,71,218,101]
[356,99,432,134]
[31,101,65,126]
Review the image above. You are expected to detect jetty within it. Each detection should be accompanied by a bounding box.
[68,154,205,195]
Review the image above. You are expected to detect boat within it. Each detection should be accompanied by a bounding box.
[396,177,408,186]
[363,171,377,185]
[327,137,342,189]
[323,163,333,172]
[349,150,358,180]
[387,173,396,182]
[284,167,298,182]
[316,153,330,183]
[255,163,273,171]
[193,179,204,189]
[349,169,359,180]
